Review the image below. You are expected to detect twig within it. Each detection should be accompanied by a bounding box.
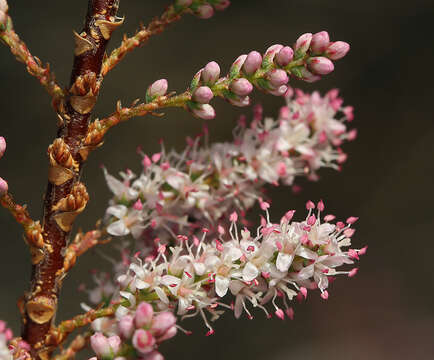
[0,16,65,112]
[101,3,190,77]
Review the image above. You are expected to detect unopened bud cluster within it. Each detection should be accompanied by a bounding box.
[144,31,349,120]
[89,302,176,360]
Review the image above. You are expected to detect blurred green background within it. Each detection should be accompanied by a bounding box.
[1,0,433,359]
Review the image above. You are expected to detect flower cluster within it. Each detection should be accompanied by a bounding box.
[145,30,349,119]
[0,136,7,195]
[113,201,365,336]
[89,302,177,360]
[103,88,355,247]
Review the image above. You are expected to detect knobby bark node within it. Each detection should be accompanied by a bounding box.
[22,1,120,358]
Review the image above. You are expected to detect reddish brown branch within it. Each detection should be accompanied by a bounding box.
[21,1,120,358]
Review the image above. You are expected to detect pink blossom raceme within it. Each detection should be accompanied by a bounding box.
[114,203,364,335]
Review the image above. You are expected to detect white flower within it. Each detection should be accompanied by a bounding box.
[106,205,144,238]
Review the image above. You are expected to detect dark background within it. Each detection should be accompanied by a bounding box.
[1,0,433,359]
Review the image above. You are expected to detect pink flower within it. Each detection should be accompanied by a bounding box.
[132,329,155,354]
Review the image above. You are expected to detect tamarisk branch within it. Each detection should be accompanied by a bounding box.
[21,1,121,357]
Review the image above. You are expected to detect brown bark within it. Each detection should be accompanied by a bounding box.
[22,1,119,357]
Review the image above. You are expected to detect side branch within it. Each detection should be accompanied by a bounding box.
[0,13,64,111]
[0,192,46,264]
[101,0,230,77]
[101,4,187,77]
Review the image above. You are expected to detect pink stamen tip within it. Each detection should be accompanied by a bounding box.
[158,244,166,254]
[346,216,359,224]
[169,284,177,288]
[300,287,308,299]
[317,200,325,211]
[286,307,295,320]
[134,251,141,258]
[276,241,283,251]
[229,211,238,222]
[324,214,336,222]
[206,330,215,336]
[348,268,358,277]
[151,153,161,163]
[217,225,225,235]
[285,210,296,221]
[336,221,345,229]
[262,271,270,279]
[202,227,209,233]
[143,155,152,168]
[133,199,143,210]
[185,271,192,278]
[260,200,270,210]
[275,308,285,320]
[307,215,316,226]
[301,234,309,245]
[358,246,368,255]
[344,228,356,238]
[348,249,359,260]
[321,291,329,300]
[306,200,315,210]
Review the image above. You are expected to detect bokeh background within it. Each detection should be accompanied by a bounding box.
[1,0,434,359]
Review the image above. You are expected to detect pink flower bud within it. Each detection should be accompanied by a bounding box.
[201,61,220,85]
[214,0,231,11]
[0,136,5,159]
[0,0,7,13]
[151,312,176,337]
[275,46,294,67]
[132,329,155,354]
[147,79,168,98]
[196,4,214,19]
[230,78,253,96]
[0,10,6,25]
[310,31,330,53]
[230,54,247,78]
[192,86,213,103]
[228,95,250,107]
[266,69,289,87]
[107,336,121,355]
[175,0,193,7]
[0,177,8,196]
[135,302,154,328]
[299,68,321,83]
[308,57,334,75]
[242,51,262,75]
[157,325,177,342]
[268,85,288,97]
[119,315,134,339]
[191,103,215,120]
[90,333,111,358]
[325,41,350,60]
[295,33,312,53]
